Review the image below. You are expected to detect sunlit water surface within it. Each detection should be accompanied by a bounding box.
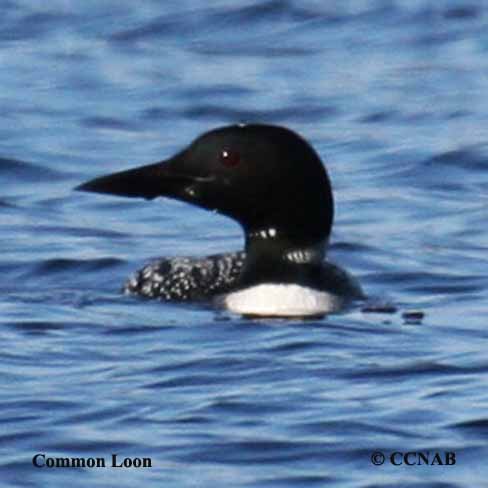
[1,1,488,487]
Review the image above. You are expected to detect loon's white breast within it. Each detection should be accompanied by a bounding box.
[220,284,343,317]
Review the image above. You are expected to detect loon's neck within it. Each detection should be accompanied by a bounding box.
[238,227,327,287]
[246,228,326,262]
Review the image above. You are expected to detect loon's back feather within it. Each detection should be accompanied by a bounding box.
[124,251,246,301]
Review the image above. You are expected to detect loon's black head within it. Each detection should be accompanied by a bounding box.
[76,124,334,247]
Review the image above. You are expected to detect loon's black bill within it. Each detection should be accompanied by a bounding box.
[75,159,193,200]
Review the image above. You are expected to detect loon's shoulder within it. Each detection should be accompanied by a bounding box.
[124,251,245,301]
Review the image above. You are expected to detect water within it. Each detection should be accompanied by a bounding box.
[1,1,488,486]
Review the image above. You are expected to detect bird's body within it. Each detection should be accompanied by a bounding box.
[77,124,363,317]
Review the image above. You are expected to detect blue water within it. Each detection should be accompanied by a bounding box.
[1,1,488,486]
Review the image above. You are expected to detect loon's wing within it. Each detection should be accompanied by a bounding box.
[124,251,246,301]
[318,260,364,299]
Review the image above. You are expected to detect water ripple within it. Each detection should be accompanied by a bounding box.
[1,0,488,486]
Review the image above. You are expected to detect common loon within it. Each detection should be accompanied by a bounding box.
[76,124,363,317]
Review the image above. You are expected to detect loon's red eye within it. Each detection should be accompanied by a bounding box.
[220,149,240,168]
